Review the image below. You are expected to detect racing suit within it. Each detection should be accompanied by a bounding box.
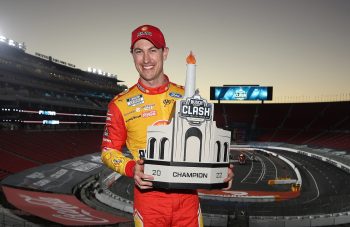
[101,75,203,227]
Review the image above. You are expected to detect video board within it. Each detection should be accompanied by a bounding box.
[210,86,273,101]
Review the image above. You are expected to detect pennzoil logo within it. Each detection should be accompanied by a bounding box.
[127,95,144,106]
[137,31,152,37]
[138,26,152,37]
[180,92,212,126]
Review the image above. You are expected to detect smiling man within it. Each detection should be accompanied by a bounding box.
[101,24,204,227]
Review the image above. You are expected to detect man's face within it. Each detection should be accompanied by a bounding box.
[132,39,168,86]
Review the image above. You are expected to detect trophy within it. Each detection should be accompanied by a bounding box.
[143,52,231,189]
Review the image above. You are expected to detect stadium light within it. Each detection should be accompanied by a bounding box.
[8,39,15,46]
[18,43,24,49]
[0,35,26,51]
[87,67,117,78]
[0,35,6,42]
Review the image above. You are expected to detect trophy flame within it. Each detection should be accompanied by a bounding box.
[186,51,196,64]
[184,51,196,98]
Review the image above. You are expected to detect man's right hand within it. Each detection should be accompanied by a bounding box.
[133,159,154,189]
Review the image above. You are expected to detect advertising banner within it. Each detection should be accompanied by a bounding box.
[2,186,130,226]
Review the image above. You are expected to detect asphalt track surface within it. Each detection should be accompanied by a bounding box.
[110,148,350,217]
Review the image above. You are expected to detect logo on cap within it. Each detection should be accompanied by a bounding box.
[137,26,152,38]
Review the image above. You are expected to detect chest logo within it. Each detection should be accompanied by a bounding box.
[127,95,144,106]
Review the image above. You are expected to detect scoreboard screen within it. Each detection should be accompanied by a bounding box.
[210,86,273,101]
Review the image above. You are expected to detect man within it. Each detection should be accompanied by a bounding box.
[101,24,233,227]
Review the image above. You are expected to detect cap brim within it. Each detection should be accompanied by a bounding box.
[131,37,163,49]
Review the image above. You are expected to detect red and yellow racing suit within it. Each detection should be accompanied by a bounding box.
[101,76,203,227]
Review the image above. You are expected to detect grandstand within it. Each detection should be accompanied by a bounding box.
[0,38,125,130]
[215,101,350,151]
[0,38,130,225]
[0,35,126,173]
[1,37,350,226]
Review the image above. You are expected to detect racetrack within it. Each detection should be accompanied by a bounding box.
[110,147,350,217]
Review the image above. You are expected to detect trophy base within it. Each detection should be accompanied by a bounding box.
[144,160,229,190]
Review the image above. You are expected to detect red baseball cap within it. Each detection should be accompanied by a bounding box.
[131,25,166,50]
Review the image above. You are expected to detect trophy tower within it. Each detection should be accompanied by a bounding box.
[143,52,231,189]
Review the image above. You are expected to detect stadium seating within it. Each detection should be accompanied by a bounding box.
[215,101,350,151]
[0,148,38,175]
[0,130,103,179]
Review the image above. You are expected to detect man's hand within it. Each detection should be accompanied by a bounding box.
[222,164,234,190]
[133,159,154,189]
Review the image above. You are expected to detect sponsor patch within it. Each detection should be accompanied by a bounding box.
[137,31,152,37]
[169,92,182,98]
[125,115,141,123]
[137,83,147,93]
[124,109,136,116]
[136,104,155,113]
[104,128,109,137]
[142,104,155,111]
[112,159,122,168]
[142,110,157,118]
[102,137,111,143]
[163,99,174,107]
[127,95,144,106]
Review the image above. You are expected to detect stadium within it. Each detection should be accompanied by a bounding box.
[0,35,350,227]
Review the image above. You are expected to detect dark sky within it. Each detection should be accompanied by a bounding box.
[1,0,349,102]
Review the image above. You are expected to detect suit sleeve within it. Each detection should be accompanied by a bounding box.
[101,101,136,177]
